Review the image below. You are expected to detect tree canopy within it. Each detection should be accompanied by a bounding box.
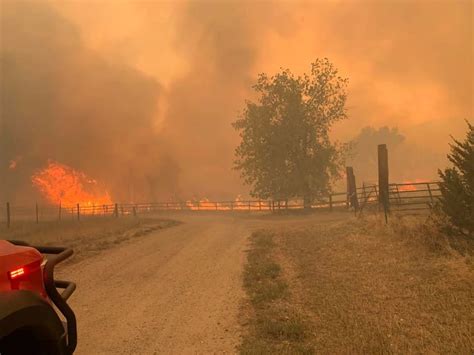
[233,58,348,205]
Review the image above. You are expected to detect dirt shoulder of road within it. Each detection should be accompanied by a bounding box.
[241,213,473,353]
[0,217,180,263]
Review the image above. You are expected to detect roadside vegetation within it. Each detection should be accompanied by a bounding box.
[241,213,473,353]
[1,217,180,263]
[438,121,473,238]
[240,230,313,354]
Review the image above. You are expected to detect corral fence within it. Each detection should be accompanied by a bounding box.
[1,181,441,227]
[357,181,442,213]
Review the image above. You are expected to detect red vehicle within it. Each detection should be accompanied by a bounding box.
[0,240,77,354]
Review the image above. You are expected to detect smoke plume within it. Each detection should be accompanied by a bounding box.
[1,1,179,204]
[1,0,472,204]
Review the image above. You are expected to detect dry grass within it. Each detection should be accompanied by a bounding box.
[0,217,179,263]
[274,214,473,353]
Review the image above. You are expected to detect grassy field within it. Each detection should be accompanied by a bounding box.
[0,217,179,263]
[241,213,473,354]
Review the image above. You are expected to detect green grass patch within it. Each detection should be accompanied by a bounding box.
[240,230,313,354]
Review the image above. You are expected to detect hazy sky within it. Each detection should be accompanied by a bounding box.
[1,0,472,202]
[52,0,473,134]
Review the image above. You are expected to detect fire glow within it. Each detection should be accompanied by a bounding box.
[184,196,272,211]
[8,156,22,170]
[398,179,430,192]
[32,161,112,207]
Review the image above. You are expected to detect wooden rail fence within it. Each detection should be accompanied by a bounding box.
[0,182,441,227]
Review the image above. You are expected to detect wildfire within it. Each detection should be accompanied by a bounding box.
[398,179,430,192]
[8,160,17,170]
[184,195,270,211]
[185,198,229,211]
[8,156,22,170]
[32,161,112,207]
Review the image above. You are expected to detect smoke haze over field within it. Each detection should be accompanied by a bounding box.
[1,0,472,203]
[0,1,178,203]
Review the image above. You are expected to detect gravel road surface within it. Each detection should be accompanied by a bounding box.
[63,214,250,354]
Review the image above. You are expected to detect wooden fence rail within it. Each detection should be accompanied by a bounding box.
[0,182,441,227]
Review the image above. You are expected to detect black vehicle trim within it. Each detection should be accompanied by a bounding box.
[0,290,66,354]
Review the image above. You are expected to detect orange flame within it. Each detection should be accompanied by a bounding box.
[184,195,271,211]
[398,179,429,192]
[185,198,229,211]
[8,160,17,170]
[32,161,112,207]
[8,156,22,170]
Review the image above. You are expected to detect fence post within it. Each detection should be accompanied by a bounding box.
[362,183,366,205]
[346,169,350,209]
[259,200,262,211]
[346,167,359,212]
[215,202,218,211]
[36,203,39,224]
[114,203,118,217]
[395,184,402,204]
[248,201,251,211]
[133,205,137,216]
[76,203,80,221]
[378,144,389,222]
[427,183,434,205]
[329,194,333,211]
[6,202,10,228]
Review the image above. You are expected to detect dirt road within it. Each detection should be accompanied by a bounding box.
[61,214,251,354]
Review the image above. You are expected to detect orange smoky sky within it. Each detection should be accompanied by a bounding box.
[1,0,472,202]
[52,0,473,137]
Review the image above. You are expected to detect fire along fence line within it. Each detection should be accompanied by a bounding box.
[1,194,349,227]
[1,182,441,227]
[389,181,442,212]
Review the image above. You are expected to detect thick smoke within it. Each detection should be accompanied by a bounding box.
[347,126,446,186]
[314,0,473,144]
[1,0,472,204]
[0,1,179,204]
[159,0,472,195]
[161,1,293,199]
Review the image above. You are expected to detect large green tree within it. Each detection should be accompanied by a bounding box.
[233,58,348,207]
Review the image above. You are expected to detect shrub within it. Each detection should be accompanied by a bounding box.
[438,121,474,237]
